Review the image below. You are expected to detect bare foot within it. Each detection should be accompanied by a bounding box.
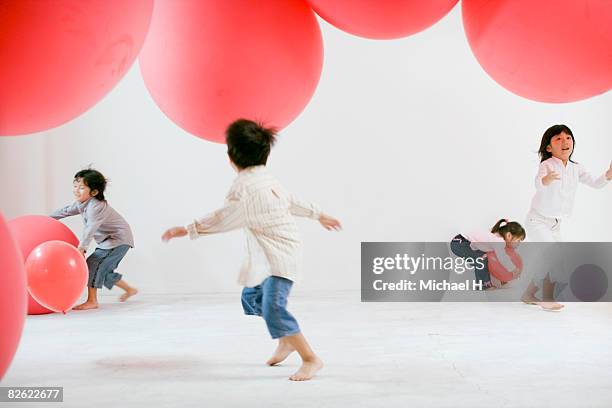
[120,287,138,302]
[289,357,323,381]
[266,341,295,366]
[73,302,98,311]
[537,301,564,311]
[521,293,540,305]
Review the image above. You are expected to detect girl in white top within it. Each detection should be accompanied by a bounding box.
[522,124,612,310]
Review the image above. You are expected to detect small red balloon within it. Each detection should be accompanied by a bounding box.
[139,0,323,143]
[25,241,88,314]
[9,215,80,315]
[0,0,153,136]
[0,212,27,380]
[307,0,458,40]
[462,0,612,103]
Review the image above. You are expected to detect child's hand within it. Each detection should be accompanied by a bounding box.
[490,276,503,289]
[606,161,612,180]
[542,166,560,186]
[319,214,342,231]
[162,226,188,242]
[77,247,87,257]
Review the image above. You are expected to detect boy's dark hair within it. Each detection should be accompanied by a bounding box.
[538,124,576,163]
[74,169,107,201]
[491,219,526,241]
[226,119,277,169]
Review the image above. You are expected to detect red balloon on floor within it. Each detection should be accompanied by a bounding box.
[25,241,88,314]
[462,0,612,103]
[0,212,27,380]
[307,0,458,39]
[0,0,153,136]
[139,0,323,143]
[9,215,80,315]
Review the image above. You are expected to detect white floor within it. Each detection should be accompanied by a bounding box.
[4,292,612,408]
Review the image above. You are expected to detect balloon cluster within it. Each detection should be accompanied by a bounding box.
[8,216,88,315]
[1,0,610,140]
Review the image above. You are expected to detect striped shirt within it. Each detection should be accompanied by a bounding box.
[186,165,321,287]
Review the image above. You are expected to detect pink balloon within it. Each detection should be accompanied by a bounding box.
[8,215,80,315]
[462,0,612,103]
[0,0,153,136]
[139,0,323,143]
[307,0,458,40]
[25,241,88,314]
[487,247,523,283]
[0,212,27,380]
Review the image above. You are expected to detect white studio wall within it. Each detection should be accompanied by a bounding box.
[1,6,611,295]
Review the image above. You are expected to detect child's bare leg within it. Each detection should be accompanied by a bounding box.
[114,279,138,302]
[266,336,295,366]
[73,288,99,310]
[283,332,323,381]
[521,281,540,304]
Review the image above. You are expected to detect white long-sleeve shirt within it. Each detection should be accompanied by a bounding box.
[465,231,515,271]
[530,157,609,219]
[185,165,321,287]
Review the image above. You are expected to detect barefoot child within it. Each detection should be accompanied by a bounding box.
[162,119,341,381]
[451,219,525,289]
[521,125,612,311]
[50,169,137,310]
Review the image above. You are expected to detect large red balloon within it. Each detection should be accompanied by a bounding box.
[139,0,323,143]
[0,0,153,136]
[462,0,612,103]
[487,247,523,283]
[307,0,458,40]
[25,241,88,314]
[0,212,27,380]
[8,215,80,315]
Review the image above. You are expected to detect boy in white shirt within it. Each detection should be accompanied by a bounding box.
[162,119,341,381]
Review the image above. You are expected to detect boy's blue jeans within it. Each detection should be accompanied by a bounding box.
[241,276,300,339]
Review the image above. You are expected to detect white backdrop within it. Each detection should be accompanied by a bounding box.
[1,6,611,294]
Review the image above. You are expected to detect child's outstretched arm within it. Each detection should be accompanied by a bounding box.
[578,162,612,188]
[162,193,245,242]
[49,201,80,220]
[287,192,342,231]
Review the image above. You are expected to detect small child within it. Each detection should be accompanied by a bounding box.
[522,124,612,311]
[162,119,341,381]
[50,169,137,310]
[451,219,525,289]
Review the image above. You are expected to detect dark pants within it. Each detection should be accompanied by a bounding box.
[450,234,491,288]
